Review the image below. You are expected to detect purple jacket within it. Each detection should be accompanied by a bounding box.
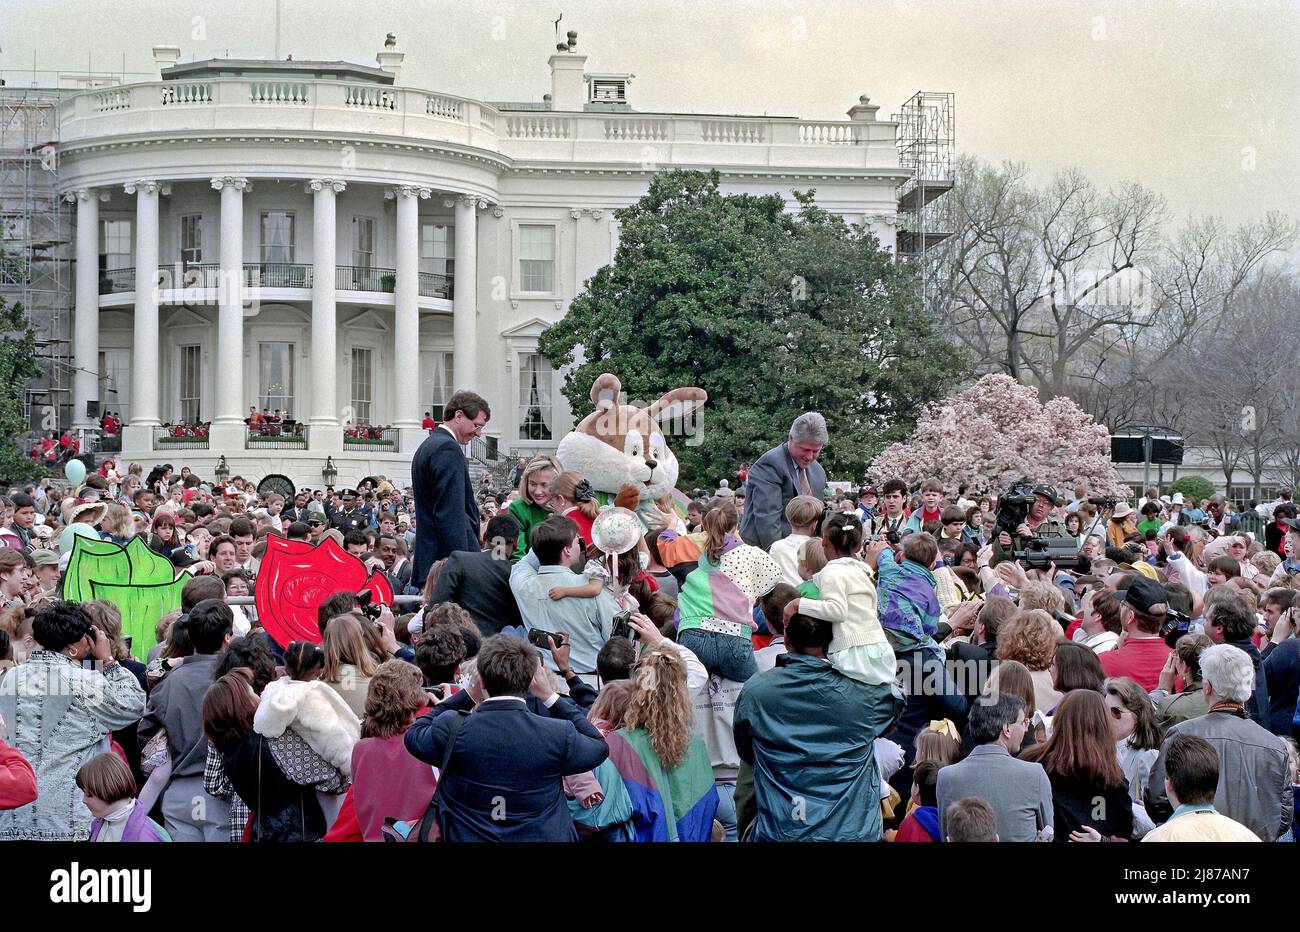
[88,803,169,842]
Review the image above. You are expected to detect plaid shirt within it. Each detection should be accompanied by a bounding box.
[203,745,250,842]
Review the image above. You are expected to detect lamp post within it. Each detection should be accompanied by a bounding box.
[214,455,230,483]
[322,456,338,488]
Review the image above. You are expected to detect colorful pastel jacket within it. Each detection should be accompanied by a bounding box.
[605,727,718,842]
[674,535,755,637]
[875,550,942,642]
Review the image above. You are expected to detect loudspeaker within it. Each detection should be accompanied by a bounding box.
[86,400,100,419]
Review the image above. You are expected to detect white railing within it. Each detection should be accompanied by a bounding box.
[250,81,310,104]
[603,118,669,141]
[160,83,213,106]
[504,115,572,139]
[424,94,464,121]
[345,85,397,110]
[93,89,131,112]
[59,79,898,173]
[799,122,857,144]
[701,120,766,144]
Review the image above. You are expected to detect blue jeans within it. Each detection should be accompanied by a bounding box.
[678,628,757,682]
[714,782,737,842]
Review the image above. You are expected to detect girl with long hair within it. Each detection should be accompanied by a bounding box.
[549,470,601,549]
[320,614,380,719]
[604,647,718,841]
[1021,689,1134,842]
[147,511,181,558]
[675,498,781,682]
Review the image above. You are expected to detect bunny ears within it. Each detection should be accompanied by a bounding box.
[586,372,708,422]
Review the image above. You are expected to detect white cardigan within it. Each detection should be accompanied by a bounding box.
[799,557,891,655]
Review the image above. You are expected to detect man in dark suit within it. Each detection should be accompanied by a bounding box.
[404,634,609,842]
[411,390,489,590]
[328,489,370,533]
[739,412,829,550]
[428,514,525,636]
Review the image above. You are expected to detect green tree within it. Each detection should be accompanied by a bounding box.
[539,169,968,487]
[0,295,45,484]
[1166,475,1216,503]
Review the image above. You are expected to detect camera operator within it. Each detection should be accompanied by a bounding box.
[991,485,1071,568]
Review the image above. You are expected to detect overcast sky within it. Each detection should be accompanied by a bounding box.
[4,0,1297,229]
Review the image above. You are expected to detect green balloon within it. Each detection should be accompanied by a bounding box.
[65,458,86,485]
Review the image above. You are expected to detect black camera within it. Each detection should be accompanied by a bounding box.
[995,482,1039,538]
[1159,610,1192,648]
[527,629,567,651]
[610,611,638,641]
[355,589,383,621]
[1012,535,1092,574]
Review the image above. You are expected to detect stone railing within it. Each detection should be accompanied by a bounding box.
[59,79,903,172]
[160,82,214,106]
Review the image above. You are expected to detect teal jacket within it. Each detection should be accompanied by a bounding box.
[734,653,903,841]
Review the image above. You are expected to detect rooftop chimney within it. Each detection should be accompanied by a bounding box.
[548,30,586,111]
[377,34,404,83]
[153,45,182,79]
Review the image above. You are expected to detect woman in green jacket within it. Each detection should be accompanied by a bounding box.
[507,455,560,561]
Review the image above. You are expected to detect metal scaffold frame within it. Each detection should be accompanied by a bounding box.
[892,91,955,261]
[0,89,71,436]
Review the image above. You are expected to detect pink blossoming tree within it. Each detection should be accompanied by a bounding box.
[868,374,1127,498]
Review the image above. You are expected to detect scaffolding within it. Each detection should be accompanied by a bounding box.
[0,89,71,436]
[893,91,955,260]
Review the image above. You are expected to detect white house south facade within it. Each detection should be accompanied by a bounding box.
[51,36,908,487]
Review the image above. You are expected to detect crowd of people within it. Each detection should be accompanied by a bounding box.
[0,401,1297,845]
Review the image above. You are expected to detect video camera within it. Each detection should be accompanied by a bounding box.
[997,480,1091,574]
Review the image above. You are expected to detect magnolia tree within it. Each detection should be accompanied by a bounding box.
[868,374,1127,498]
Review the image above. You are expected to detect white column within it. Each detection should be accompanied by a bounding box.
[309,178,345,451]
[208,176,250,452]
[393,185,429,453]
[122,179,165,452]
[67,188,103,430]
[451,194,479,392]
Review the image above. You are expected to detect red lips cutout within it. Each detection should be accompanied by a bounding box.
[255,535,394,648]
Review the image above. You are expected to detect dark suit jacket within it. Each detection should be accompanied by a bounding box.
[411,428,480,589]
[428,548,524,636]
[739,442,827,550]
[404,696,609,842]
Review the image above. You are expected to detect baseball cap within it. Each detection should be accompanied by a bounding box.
[1281,517,1300,533]
[859,486,877,497]
[29,549,59,567]
[1122,575,1168,615]
[1030,485,1060,505]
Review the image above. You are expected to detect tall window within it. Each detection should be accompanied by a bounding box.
[352,217,374,269]
[350,347,373,423]
[518,224,555,293]
[420,223,455,278]
[179,345,201,423]
[258,342,294,415]
[260,211,295,263]
[420,351,454,420]
[100,219,132,270]
[518,353,553,441]
[180,215,203,266]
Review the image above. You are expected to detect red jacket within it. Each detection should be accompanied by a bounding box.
[1099,636,1172,692]
[0,741,38,811]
